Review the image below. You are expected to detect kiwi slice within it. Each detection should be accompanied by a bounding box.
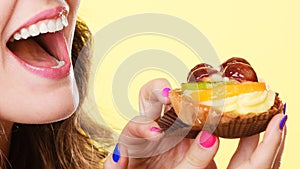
[181,82,225,91]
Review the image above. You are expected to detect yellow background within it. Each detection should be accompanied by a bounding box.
[79,1,299,168]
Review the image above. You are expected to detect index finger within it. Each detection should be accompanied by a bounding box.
[118,116,164,158]
[272,126,287,169]
[249,114,287,168]
[139,78,171,119]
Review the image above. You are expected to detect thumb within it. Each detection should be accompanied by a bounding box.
[104,144,128,169]
[176,131,219,169]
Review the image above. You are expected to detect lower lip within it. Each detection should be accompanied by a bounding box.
[7,31,71,79]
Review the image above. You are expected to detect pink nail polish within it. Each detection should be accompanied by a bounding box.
[199,131,216,148]
[150,126,163,133]
[162,88,171,97]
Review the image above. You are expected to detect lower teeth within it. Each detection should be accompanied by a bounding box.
[51,60,65,69]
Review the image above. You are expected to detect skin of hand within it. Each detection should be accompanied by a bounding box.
[105,78,219,169]
[227,114,287,169]
[104,78,287,169]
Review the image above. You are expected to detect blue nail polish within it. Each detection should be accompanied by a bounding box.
[282,103,286,114]
[279,115,288,130]
[112,143,120,163]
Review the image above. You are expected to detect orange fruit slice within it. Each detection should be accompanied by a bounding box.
[189,82,267,101]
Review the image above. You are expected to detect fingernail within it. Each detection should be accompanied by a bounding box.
[199,131,216,148]
[150,126,163,133]
[279,115,288,130]
[112,143,120,163]
[162,88,171,97]
[282,103,286,114]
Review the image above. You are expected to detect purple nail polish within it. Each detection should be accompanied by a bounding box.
[162,88,171,97]
[279,115,288,130]
[282,103,286,114]
[150,126,163,133]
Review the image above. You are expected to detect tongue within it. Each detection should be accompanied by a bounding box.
[7,38,59,67]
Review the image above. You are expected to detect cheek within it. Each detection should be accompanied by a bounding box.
[68,1,80,30]
[65,0,80,45]
[68,0,80,10]
[0,1,15,33]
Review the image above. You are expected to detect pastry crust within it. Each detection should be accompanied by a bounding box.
[167,88,283,138]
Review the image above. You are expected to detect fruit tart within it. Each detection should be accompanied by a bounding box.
[158,57,283,138]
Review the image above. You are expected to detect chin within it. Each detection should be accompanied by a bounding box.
[0,72,80,124]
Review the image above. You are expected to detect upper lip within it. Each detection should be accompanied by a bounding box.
[7,6,69,42]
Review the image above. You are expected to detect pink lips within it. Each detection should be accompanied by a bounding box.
[7,7,71,79]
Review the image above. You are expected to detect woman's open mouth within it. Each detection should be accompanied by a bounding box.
[6,7,71,79]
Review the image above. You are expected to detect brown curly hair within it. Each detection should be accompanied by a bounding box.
[7,19,114,169]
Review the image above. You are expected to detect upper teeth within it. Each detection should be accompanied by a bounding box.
[12,15,68,41]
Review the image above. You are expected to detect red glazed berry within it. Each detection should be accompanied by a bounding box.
[223,62,258,82]
[187,67,218,82]
[220,57,251,72]
[187,63,214,82]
